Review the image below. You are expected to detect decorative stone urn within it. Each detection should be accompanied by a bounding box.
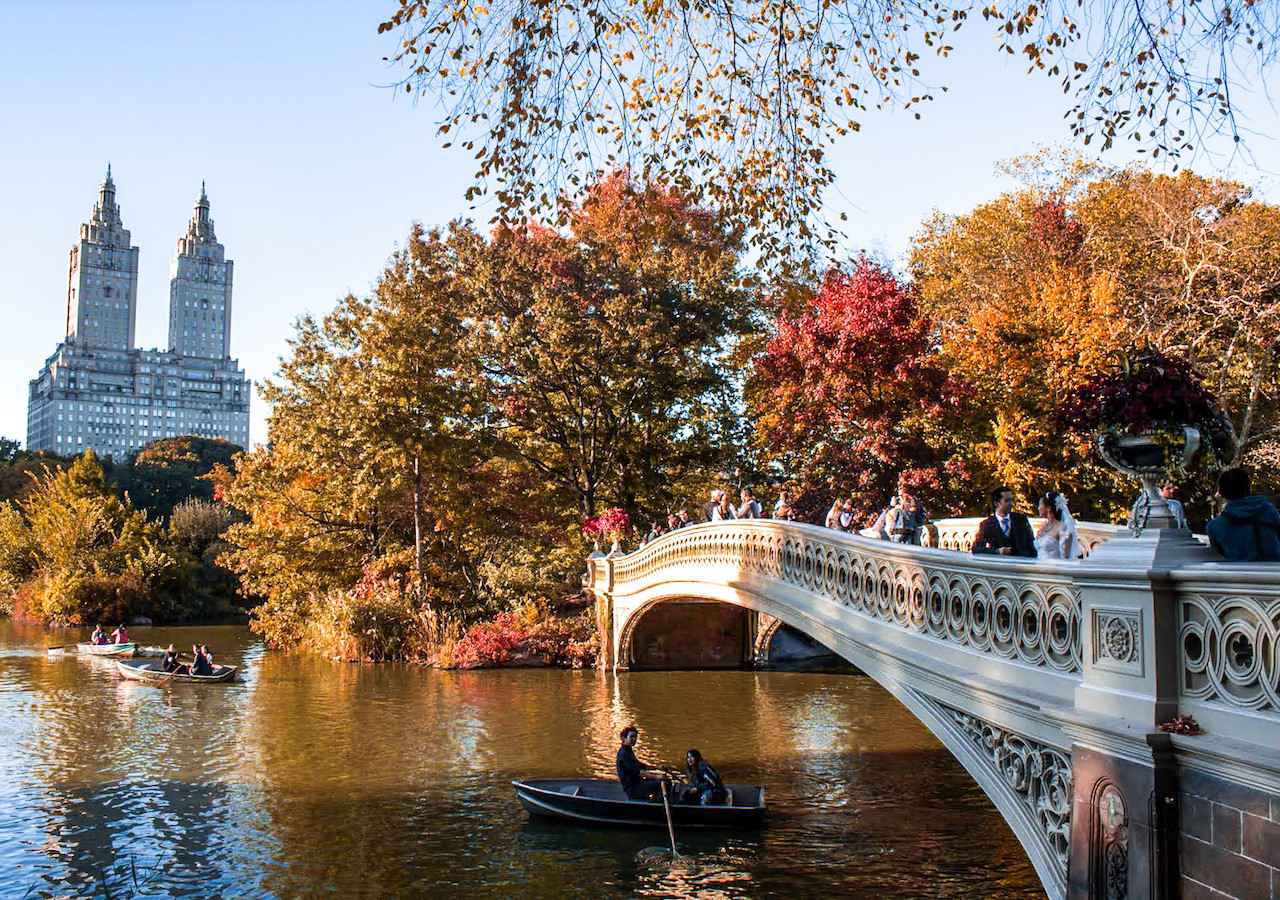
[607,537,623,557]
[1096,426,1200,534]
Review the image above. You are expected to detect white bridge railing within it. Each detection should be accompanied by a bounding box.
[588,518,1280,900]
[612,521,1091,676]
[595,518,1280,739]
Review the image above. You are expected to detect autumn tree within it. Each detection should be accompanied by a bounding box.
[379,0,1279,267]
[454,175,755,522]
[747,258,966,520]
[912,159,1280,520]
[220,177,756,657]
[0,451,178,624]
[912,184,1136,515]
[1077,170,1280,483]
[216,303,428,648]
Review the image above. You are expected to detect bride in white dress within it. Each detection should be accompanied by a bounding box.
[1035,491,1083,559]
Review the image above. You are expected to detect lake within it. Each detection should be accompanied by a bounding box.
[0,620,1041,897]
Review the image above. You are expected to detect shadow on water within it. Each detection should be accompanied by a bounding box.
[1,622,1044,898]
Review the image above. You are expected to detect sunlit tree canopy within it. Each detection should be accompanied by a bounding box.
[380,0,1279,267]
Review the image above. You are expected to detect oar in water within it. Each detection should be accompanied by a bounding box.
[659,779,680,859]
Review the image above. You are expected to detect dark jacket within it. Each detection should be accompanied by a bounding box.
[971,512,1037,558]
[1207,496,1280,562]
[616,745,644,795]
[689,760,724,794]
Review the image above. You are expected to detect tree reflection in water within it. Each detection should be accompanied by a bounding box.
[2,622,1041,897]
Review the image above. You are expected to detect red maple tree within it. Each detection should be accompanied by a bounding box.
[748,258,968,520]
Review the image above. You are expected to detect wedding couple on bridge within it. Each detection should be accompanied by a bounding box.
[971,486,1081,560]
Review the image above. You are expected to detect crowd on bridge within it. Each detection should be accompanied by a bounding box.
[637,466,1280,563]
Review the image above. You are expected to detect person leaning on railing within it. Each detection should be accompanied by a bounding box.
[886,492,929,545]
[1206,467,1280,562]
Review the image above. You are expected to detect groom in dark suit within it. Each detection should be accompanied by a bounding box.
[971,486,1037,558]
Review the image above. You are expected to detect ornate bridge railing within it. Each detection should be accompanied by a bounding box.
[588,518,1280,900]
[1171,564,1280,747]
[611,520,1089,676]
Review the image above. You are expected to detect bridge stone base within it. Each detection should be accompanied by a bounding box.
[1177,765,1280,898]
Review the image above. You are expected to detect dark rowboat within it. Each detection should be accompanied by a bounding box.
[116,659,237,684]
[512,778,765,828]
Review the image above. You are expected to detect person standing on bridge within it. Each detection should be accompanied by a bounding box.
[971,487,1037,558]
[1207,467,1280,562]
[735,487,763,519]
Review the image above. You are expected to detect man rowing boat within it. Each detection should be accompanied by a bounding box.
[615,726,669,802]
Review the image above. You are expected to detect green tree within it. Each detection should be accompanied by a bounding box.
[3,451,177,624]
[116,436,242,520]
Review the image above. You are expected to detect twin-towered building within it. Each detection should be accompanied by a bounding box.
[27,167,251,457]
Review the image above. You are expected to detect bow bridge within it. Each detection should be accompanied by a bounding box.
[584,519,1280,900]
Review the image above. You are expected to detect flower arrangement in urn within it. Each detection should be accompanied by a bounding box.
[582,508,631,556]
[1057,348,1234,531]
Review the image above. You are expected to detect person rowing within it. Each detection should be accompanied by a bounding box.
[615,726,669,802]
[681,749,728,805]
[161,644,182,674]
[110,623,129,645]
[90,624,108,646]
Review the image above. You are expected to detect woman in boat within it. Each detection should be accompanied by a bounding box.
[616,726,667,802]
[91,624,108,645]
[682,749,728,805]
[191,644,214,676]
[161,644,181,673]
[111,624,129,645]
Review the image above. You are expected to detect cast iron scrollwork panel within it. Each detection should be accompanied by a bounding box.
[1179,592,1280,713]
[932,700,1072,889]
[610,524,1083,675]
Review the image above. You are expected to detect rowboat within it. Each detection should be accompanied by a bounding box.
[512,778,765,828]
[75,642,137,658]
[116,659,237,684]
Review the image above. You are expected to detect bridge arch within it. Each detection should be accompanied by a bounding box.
[611,577,1072,894]
[586,518,1280,899]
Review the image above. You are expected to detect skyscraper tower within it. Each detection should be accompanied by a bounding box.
[28,167,251,457]
[168,182,234,359]
[64,164,141,351]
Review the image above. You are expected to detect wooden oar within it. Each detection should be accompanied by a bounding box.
[659,779,679,859]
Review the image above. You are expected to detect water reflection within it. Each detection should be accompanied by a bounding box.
[1,621,1041,897]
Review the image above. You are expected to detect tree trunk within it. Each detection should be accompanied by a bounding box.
[413,452,424,587]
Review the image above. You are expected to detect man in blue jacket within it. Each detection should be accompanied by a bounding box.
[1207,468,1280,562]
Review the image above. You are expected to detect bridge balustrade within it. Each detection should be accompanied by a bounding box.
[587,518,1280,900]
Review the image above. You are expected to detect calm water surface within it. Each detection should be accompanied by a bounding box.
[0,621,1041,898]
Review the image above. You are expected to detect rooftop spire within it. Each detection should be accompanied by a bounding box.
[182,181,217,246]
[89,164,123,236]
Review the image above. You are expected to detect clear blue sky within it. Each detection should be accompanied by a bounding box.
[3,1,1278,448]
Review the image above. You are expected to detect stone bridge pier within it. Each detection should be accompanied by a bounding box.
[585,519,1280,900]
